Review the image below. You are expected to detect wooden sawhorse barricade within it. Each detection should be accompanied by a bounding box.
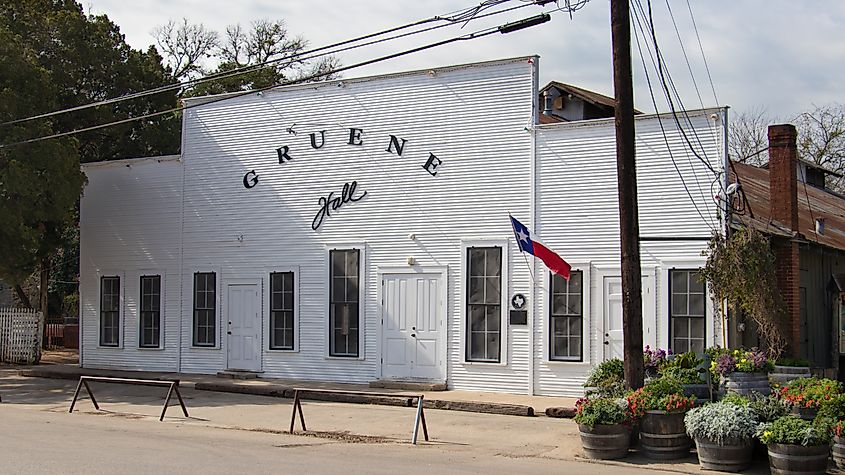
[288,388,429,445]
[68,376,189,422]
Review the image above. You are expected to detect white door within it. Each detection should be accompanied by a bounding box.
[382,273,444,381]
[602,275,653,361]
[227,283,261,371]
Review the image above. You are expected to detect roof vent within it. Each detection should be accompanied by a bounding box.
[816,218,826,235]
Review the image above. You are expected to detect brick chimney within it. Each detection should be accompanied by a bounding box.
[767,124,801,356]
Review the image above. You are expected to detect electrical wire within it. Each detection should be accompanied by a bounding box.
[0,13,553,149]
[663,0,704,110]
[630,4,716,233]
[685,0,718,106]
[2,0,568,128]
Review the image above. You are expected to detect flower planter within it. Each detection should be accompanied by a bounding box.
[578,423,631,460]
[769,365,811,386]
[695,437,754,472]
[767,443,830,475]
[721,372,771,397]
[682,383,712,404]
[789,405,818,421]
[639,410,691,460]
[833,435,845,469]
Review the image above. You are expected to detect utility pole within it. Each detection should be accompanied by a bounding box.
[610,0,644,390]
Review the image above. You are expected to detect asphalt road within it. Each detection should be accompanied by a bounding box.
[0,405,680,475]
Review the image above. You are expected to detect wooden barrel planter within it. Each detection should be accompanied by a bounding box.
[722,372,771,397]
[767,443,830,475]
[639,410,691,460]
[682,383,712,405]
[833,435,845,469]
[695,437,754,472]
[789,405,818,421]
[578,423,631,460]
[769,365,811,386]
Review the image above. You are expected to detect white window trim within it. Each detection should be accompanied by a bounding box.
[265,266,300,353]
[544,262,591,365]
[659,259,713,352]
[460,238,510,366]
[137,270,166,350]
[96,270,124,349]
[325,243,367,361]
[189,267,221,350]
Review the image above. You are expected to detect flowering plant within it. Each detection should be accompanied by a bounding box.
[643,345,671,376]
[685,402,759,445]
[574,396,632,428]
[626,377,695,418]
[710,348,773,376]
[780,377,842,410]
[834,421,845,439]
[758,416,831,446]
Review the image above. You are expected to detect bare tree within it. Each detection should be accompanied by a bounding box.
[152,19,219,80]
[795,103,845,191]
[729,106,772,166]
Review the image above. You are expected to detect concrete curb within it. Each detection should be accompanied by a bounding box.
[19,369,537,417]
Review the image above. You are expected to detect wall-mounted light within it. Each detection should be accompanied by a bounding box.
[407,256,415,266]
[408,233,416,241]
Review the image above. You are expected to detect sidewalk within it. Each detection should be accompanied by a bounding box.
[17,363,578,417]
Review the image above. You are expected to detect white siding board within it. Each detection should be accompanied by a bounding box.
[80,158,182,372]
[533,110,724,396]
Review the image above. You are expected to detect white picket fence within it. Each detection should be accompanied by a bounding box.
[0,307,42,364]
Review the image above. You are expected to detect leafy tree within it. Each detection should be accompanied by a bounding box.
[0,0,180,323]
[154,18,340,96]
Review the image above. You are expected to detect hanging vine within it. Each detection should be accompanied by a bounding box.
[700,227,787,359]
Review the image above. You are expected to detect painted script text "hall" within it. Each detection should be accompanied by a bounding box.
[311,181,368,230]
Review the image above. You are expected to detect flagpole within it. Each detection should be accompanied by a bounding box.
[508,212,536,286]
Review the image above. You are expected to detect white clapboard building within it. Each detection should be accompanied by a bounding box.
[79,57,726,396]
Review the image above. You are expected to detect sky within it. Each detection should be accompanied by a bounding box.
[83,0,845,120]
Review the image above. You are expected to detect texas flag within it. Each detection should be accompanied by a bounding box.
[509,216,571,281]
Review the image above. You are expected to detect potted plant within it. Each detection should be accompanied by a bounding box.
[573,396,632,460]
[813,393,845,468]
[770,357,811,386]
[583,358,625,398]
[627,377,696,460]
[780,377,842,420]
[685,401,759,472]
[832,420,845,469]
[660,351,709,403]
[759,416,831,475]
[643,345,670,379]
[714,348,773,396]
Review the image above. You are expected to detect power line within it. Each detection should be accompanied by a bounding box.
[663,0,704,110]
[2,0,556,128]
[0,13,552,149]
[685,0,719,106]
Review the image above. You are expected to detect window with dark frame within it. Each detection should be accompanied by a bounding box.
[270,272,295,350]
[670,269,706,353]
[99,276,120,347]
[550,270,583,361]
[329,250,359,357]
[139,275,161,348]
[193,272,216,347]
[466,247,502,363]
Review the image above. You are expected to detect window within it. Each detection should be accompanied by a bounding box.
[466,247,502,362]
[550,271,583,361]
[670,270,706,353]
[139,275,161,348]
[99,276,120,347]
[270,272,295,350]
[329,250,359,357]
[193,272,216,347]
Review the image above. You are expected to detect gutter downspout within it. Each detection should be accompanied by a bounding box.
[721,106,730,348]
[528,56,539,396]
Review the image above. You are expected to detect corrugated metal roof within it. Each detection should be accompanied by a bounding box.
[731,161,845,251]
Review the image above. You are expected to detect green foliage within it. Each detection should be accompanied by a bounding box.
[660,367,703,385]
[585,358,624,389]
[664,351,703,370]
[747,394,788,423]
[574,397,631,429]
[627,377,696,417]
[816,393,845,423]
[721,393,751,407]
[701,228,787,358]
[780,378,842,409]
[759,416,831,446]
[685,402,759,445]
[775,357,811,367]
